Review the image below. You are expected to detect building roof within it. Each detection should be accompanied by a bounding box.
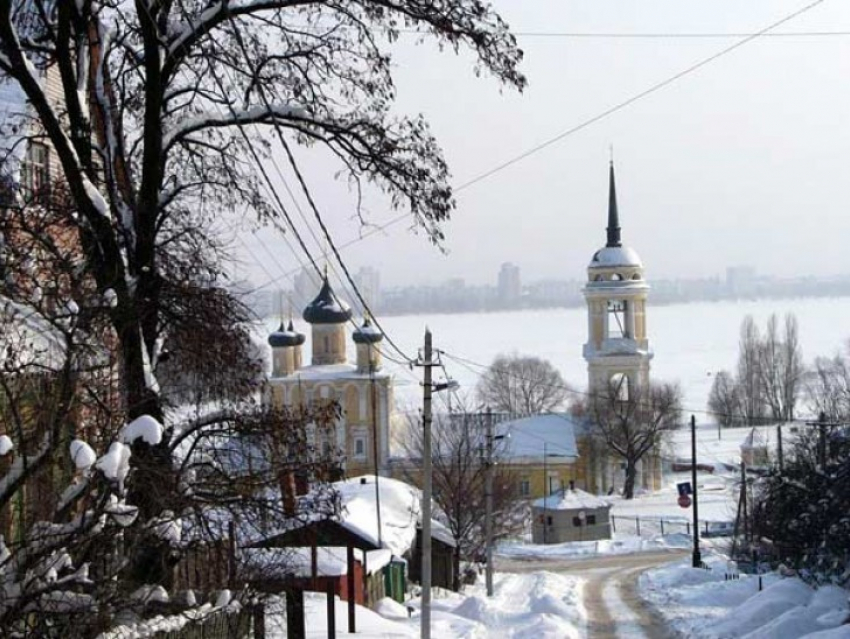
[352,317,383,344]
[267,320,305,348]
[333,475,455,555]
[588,245,643,269]
[533,488,611,511]
[303,277,352,325]
[497,413,579,460]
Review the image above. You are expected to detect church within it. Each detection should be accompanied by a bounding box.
[266,276,393,478]
[577,162,662,493]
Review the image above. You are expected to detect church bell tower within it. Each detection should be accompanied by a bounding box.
[582,163,652,396]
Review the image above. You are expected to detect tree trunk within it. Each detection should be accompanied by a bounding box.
[623,460,638,500]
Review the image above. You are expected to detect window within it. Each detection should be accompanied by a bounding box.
[519,479,530,497]
[572,517,582,527]
[354,436,366,459]
[21,142,50,202]
[548,475,560,495]
[587,515,597,526]
[546,516,553,526]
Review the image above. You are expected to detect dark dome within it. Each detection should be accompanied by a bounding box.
[268,321,303,348]
[353,318,383,344]
[302,278,352,325]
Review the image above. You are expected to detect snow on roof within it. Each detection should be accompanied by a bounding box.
[533,488,611,511]
[333,475,455,556]
[588,246,643,269]
[240,547,364,579]
[497,414,579,460]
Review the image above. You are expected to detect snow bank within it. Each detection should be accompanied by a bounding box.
[70,439,96,470]
[640,554,850,639]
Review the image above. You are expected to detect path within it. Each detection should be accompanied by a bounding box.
[495,550,685,638]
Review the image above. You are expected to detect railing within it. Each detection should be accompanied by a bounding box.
[610,515,733,538]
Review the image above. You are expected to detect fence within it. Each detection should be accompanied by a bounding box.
[610,515,733,538]
[98,606,259,639]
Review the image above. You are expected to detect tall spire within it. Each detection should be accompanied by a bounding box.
[606,161,622,248]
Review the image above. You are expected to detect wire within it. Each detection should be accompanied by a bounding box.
[243,0,830,298]
[454,0,828,192]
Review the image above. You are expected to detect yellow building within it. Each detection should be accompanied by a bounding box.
[266,277,393,477]
[578,163,662,493]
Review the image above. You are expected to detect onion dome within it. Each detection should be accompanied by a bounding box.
[268,321,301,348]
[288,319,306,346]
[352,317,383,344]
[302,277,352,325]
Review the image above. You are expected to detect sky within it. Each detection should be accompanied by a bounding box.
[235,0,850,292]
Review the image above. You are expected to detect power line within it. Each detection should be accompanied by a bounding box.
[244,0,829,297]
[455,0,828,192]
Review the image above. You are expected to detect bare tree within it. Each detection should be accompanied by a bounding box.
[401,410,523,590]
[476,354,571,417]
[737,316,765,425]
[0,0,525,626]
[708,370,741,427]
[758,314,804,422]
[585,379,682,499]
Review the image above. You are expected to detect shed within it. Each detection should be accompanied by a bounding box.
[532,484,612,544]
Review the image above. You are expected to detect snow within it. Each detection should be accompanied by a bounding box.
[333,475,424,556]
[103,288,118,308]
[640,553,850,638]
[497,413,579,459]
[95,441,132,487]
[265,571,586,638]
[589,245,643,268]
[534,488,609,511]
[121,415,164,446]
[69,439,96,470]
[0,436,13,456]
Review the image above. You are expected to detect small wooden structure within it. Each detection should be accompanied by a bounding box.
[532,485,612,544]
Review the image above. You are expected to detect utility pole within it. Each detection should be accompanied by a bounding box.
[776,423,783,472]
[484,408,495,597]
[370,365,383,547]
[420,329,433,639]
[818,411,827,469]
[543,442,548,545]
[691,415,702,568]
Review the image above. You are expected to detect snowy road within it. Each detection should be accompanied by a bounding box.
[496,550,686,638]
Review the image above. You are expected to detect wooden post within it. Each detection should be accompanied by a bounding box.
[253,604,266,639]
[347,545,356,633]
[327,581,336,639]
[286,589,305,639]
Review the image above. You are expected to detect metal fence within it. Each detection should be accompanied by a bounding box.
[610,515,733,538]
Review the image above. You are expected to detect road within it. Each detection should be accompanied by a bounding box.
[495,550,686,638]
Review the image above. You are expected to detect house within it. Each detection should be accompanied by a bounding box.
[531,482,612,544]
[245,475,456,607]
[495,413,580,499]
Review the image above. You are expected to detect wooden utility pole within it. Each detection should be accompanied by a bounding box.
[420,329,433,639]
[691,415,701,568]
[484,408,495,597]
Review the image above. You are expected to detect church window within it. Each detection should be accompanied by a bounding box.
[611,273,623,281]
[631,273,641,280]
[323,335,330,352]
[354,436,367,459]
[607,299,628,338]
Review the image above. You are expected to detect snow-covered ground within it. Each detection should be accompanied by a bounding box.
[265,571,586,638]
[641,553,850,638]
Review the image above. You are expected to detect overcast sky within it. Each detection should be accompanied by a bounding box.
[235,0,850,293]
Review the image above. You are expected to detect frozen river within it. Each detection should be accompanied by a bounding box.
[267,296,850,422]
[372,296,850,420]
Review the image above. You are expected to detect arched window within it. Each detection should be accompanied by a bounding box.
[610,373,630,402]
[610,273,623,281]
[631,273,641,281]
[606,299,628,338]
